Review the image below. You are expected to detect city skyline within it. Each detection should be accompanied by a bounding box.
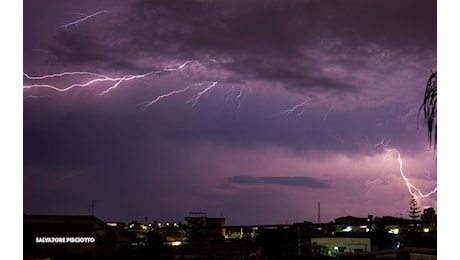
[23,0,437,226]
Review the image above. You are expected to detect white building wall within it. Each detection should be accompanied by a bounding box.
[311,237,371,256]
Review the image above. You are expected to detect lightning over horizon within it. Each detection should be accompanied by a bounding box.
[375,138,437,200]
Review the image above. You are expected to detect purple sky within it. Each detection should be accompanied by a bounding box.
[23,0,437,226]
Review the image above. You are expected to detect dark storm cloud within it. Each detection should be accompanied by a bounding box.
[46,0,436,93]
[228,175,330,189]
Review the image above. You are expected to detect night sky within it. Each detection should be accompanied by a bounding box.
[22,0,437,226]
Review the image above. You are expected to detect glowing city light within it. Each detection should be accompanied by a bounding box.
[343,226,352,232]
[388,228,399,234]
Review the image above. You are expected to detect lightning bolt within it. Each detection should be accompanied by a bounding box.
[323,106,334,121]
[140,86,192,108]
[214,85,247,121]
[23,61,194,98]
[424,170,435,181]
[139,81,218,109]
[23,71,106,80]
[266,100,308,118]
[235,87,245,114]
[187,81,219,107]
[221,85,246,109]
[375,138,437,199]
[61,10,113,29]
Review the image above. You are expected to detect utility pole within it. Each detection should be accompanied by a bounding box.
[297,226,301,256]
[318,202,321,224]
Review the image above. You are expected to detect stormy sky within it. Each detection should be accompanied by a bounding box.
[22,0,437,225]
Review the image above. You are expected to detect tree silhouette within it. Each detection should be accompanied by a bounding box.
[408,196,421,221]
[418,71,437,150]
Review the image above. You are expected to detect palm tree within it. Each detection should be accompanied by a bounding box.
[418,71,437,150]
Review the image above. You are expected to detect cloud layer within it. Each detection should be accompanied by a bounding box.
[228,175,331,188]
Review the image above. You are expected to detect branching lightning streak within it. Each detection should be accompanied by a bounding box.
[217,85,246,120]
[23,72,113,95]
[140,81,218,109]
[187,81,219,107]
[140,86,192,108]
[266,100,308,118]
[222,86,245,107]
[375,138,437,199]
[323,106,334,121]
[284,101,307,115]
[24,71,106,80]
[23,61,193,97]
[235,87,245,113]
[424,170,435,181]
[61,10,112,29]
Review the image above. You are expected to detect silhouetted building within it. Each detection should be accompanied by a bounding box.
[421,207,437,227]
[373,216,404,225]
[335,215,373,225]
[23,214,133,259]
[185,213,225,243]
[311,237,371,257]
[337,246,436,259]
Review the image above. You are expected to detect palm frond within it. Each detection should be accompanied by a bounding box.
[418,71,437,149]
